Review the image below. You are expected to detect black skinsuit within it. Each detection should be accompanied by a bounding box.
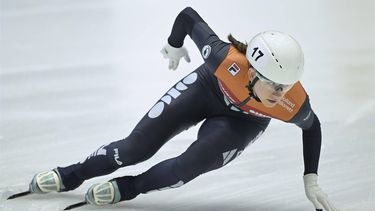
[57,7,322,202]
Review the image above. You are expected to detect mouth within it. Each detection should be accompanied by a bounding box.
[267,99,277,104]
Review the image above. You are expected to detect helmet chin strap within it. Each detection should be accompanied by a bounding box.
[246,77,261,102]
[234,76,261,108]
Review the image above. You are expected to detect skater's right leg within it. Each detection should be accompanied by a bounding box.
[30,71,212,193]
[56,129,172,191]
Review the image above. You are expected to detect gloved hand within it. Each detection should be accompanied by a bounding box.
[303,173,339,211]
[161,43,191,70]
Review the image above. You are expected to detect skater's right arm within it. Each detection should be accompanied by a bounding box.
[161,7,229,70]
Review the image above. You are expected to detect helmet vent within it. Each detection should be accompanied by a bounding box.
[271,52,282,69]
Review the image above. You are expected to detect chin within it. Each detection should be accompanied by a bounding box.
[264,103,276,108]
[262,103,277,108]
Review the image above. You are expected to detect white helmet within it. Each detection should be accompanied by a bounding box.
[246,31,304,85]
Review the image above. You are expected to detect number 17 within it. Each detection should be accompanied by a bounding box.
[251,47,264,61]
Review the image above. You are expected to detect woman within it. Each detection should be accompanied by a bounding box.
[29,7,338,211]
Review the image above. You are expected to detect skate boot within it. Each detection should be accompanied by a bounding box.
[29,169,64,193]
[85,181,121,205]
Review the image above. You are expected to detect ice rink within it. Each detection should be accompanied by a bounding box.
[1,0,374,210]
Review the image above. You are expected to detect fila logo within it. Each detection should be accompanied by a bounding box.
[148,73,198,118]
[227,62,240,76]
[114,148,123,166]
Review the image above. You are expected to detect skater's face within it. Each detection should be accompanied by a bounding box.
[248,68,294,108]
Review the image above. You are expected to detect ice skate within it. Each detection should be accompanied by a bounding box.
[85,181,121,206]
[29,169,64,193]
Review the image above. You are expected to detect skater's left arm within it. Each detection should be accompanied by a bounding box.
[301,112,321,175]
[294,104,339,211]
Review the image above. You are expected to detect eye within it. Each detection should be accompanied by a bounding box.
[276,86,284,92]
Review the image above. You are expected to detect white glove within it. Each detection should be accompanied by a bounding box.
[161,43,191,70]
[303,173,339,211]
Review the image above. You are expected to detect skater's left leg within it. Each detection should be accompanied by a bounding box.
[93,116,270,203]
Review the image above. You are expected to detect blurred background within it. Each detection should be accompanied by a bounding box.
[0,0,374,210]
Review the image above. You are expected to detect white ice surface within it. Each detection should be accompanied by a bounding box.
[0,1,374,210]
